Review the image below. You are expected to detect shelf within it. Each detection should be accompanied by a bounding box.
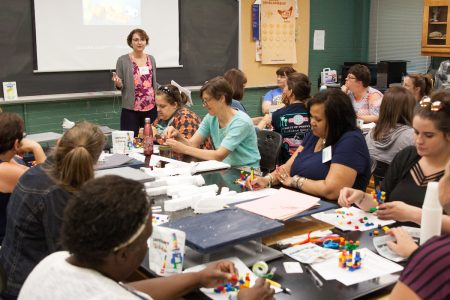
[429,21,448,24]
[429,37,447,39]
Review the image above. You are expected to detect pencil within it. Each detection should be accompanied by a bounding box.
[265,278,292,294]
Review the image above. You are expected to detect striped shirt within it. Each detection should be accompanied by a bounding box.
[400,235,450,300]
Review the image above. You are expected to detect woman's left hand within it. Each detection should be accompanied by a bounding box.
[375,201,421,223]
[274,165,291,187]
[165,139,187,154]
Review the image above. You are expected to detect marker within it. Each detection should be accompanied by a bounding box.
[265,278,292,294]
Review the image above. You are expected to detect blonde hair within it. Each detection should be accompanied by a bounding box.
[47,122,105,191]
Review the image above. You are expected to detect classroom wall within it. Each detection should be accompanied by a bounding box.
[241,0,310,87]
[308,0,371,94]
[1,0,370,133]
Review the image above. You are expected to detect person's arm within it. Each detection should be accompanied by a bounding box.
[128,261,275,300]
[165,127,205,149]
[298,163,357,200]
[18,138,46,164]
[359,93,382,123]
[390,281,421,300]
[261,101,271,115]
[167,141,230,162]
[113,57,124,89]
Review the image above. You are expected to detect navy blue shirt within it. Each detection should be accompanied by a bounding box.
[271,102,310,163]
[231,99,248,114]
[290,130,371,192]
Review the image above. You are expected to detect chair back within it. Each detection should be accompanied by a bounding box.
[0,261,6,294]
[257,130,282,174]
[373,160,390,187]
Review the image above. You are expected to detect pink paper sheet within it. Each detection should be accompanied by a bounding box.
[236,188,320,220]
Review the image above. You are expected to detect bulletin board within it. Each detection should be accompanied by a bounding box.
[241,0,310,87]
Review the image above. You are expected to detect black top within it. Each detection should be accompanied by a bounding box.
[383,146,444,207]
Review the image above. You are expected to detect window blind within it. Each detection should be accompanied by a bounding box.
[369,0,430,74]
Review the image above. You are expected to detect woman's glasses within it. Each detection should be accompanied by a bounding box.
[419,97,443,112]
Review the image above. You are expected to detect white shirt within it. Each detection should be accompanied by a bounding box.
[19,251,152,300]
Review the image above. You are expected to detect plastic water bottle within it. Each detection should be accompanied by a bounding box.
[420,182,443,245]
[143,118,153,168]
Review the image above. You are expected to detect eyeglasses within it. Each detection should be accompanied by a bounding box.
[345,75,357,81]
[202,97,214,106]
[419,97,444,112]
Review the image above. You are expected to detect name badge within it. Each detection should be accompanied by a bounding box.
[322,145,332,163]
[139,66,150,75]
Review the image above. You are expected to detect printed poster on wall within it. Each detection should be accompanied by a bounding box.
[260,0,297,64]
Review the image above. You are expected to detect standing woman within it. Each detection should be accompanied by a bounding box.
[402,73,433,103]
[342,64,383,123]
[165,77,260,168]
[0,122,105,299]
[112,28,158,136]
[0,113,46,244]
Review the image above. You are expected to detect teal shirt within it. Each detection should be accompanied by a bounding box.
[197,111,260,168]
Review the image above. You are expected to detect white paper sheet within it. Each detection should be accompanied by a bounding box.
[373,226,420,262]
[184,257,281,299]
[313,30,325,50]
[312,207,395,231]
[311,248,403,286]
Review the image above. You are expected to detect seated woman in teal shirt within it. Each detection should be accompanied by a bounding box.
[166,77,260,168]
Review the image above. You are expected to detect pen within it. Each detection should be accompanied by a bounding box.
[265,278,292,294]
[305,265,323,288]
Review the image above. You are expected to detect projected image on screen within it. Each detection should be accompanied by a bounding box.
[82,0,141,26]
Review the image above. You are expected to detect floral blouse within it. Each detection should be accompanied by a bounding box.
[131,54,155,111]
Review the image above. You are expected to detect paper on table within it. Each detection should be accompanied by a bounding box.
[184,256,281,299]
[373,226,420,262]
[312,207,395,231]
[236,188,320,220]
[311,248,403,286]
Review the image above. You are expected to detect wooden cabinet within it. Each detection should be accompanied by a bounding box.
[422,0,450,56]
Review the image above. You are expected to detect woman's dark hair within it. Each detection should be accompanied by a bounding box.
[46,122,105,192]
[348,64,371,88]
[308,89,357,147]
[276,66,296,77]
[127,28,149,47]
[223,69,247,100]
[0,112,24,154]
[415,90,450,134]
[156,84,188,107]
[372,86,416,141]
[286,72,311,102]
[200,76,233,105]
[406,74,433,99]
[62,175,151,267]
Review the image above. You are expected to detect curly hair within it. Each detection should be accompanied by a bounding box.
[127,28,149,48]
[61,175,151,267]
[0,112,24,154]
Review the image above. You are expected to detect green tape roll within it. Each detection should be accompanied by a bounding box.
[252,261,269,277]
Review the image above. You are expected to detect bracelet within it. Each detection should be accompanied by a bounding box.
[265,174,273,188]
[297,177,307,191]
[291,175,300,189]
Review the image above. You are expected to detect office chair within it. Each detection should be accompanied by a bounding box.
[0,261,6,294]
[257,130,282,174]
[372,160,390,187]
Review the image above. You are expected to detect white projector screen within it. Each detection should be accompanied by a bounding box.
[33,0,180,72]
